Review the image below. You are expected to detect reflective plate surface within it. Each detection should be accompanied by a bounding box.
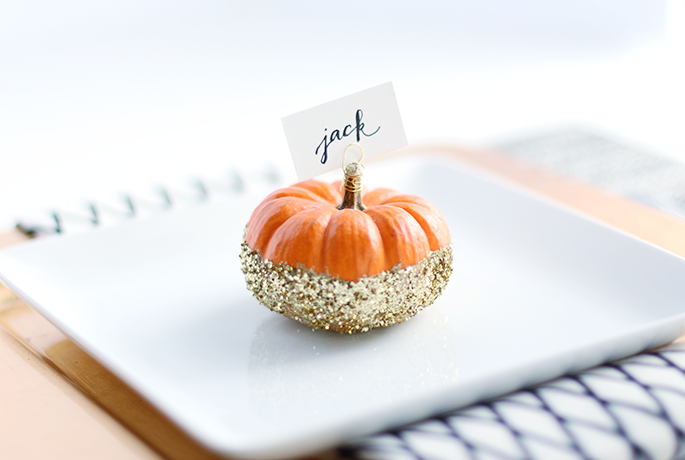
[2,155,685,459]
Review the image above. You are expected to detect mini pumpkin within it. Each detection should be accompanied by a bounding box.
[240,162,453,333]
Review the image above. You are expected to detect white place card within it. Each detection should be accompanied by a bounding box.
[282,82,407,181]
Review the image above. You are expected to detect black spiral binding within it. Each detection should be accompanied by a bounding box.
[16,166,281,237]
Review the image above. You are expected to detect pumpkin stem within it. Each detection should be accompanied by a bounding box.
[337,162,366,211]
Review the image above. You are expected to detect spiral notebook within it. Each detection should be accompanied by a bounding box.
[3,131,685,460]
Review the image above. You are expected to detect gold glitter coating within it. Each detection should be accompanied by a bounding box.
[240,239,453,334]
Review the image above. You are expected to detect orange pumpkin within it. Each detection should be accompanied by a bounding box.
[240,162,453,333]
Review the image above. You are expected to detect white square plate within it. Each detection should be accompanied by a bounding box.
[2,155,685,459]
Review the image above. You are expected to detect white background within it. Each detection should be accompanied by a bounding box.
[1,0,684,229]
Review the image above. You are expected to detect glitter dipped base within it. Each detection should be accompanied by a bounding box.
[240,240,453,334]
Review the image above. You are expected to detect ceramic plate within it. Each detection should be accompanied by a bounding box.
[2,155,685,459]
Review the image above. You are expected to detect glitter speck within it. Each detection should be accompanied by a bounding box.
[239,238,453,334]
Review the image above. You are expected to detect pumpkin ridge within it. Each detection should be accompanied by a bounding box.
[386,201,450,251]
[362,187,402,206]
[246,197,322,252]
[321,209,385,280]
[365,206,396,271]
[291,180,342,205]
[248,195,320,228]
[380,194,438,211]
[266,202,331,250]
[264,207,335,271]
[387,205,435,256]
[260,187,331,205]
[363,205,430,271]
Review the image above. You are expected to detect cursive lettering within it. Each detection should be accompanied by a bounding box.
[315,109,380,164]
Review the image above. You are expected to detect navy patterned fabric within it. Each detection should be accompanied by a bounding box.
[338,343,685,460]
